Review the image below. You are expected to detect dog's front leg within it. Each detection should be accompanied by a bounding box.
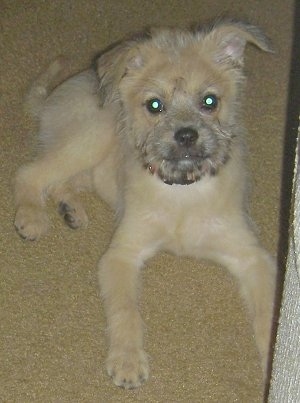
[195,217,276,380]
[98,221,162,389]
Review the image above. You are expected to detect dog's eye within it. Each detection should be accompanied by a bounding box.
[146,98,164,114]
[201,94,218,112]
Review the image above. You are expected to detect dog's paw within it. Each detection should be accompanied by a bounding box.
[14,206,49,241]
[106,348,149,389]
[58,201,88,230]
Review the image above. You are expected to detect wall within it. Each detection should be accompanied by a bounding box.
[269,125,300,402]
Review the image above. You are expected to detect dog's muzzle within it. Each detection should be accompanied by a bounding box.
[147,127,200,185]
[144,127,204,185]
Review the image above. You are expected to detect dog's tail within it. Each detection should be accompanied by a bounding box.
[25,56,68,118]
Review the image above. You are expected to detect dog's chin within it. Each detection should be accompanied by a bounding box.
[146,157,215,186]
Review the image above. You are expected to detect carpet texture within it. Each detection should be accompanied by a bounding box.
[0,1,294,401]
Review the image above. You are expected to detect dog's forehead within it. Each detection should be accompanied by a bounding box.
[140,45,225,95]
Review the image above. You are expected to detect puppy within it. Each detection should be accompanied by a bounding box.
[14,20,276,389]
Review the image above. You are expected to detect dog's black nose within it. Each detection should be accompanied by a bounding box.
[174,127,198,147]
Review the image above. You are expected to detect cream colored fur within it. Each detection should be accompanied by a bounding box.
[14,20,276,390]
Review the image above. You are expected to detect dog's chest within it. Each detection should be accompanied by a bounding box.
[164,209,225,257]
[156,180,226,256]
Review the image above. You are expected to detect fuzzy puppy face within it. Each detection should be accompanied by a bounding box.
[97,22,272,185]
[119,44,238,185]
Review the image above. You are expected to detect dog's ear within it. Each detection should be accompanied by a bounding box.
[198,20,273,66]
[95,32,150,104]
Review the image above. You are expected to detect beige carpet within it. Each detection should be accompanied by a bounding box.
[0,1,294,401]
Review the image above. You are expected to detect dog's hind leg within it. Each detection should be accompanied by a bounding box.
[14,132,112,240]
[14,99,116,240]
[52,172,92,230]
[14,157,91,240]
[14,155,63,240]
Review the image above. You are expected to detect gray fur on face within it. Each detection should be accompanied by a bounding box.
[118,74,237,185]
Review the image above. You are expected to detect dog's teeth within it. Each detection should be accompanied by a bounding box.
[187,172,194,181]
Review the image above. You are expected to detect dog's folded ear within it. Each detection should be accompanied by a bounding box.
[94,32,150,105]
[197,20,274,66]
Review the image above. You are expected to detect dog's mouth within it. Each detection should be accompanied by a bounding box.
[141,126,233,185]
[147,163,198,185]
[145,156,215,185]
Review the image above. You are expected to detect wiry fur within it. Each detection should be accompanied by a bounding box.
[14,20,276,390]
